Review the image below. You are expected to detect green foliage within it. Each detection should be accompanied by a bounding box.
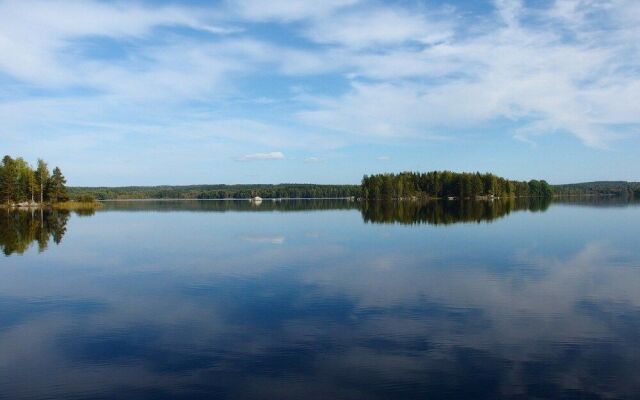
[68,184,361,200]
[75,194,97,203]
[553,181,640,197]
[0,156,16,203]
[48,167,69,203]
[35,159,50,203]
[361,171,552,199]
[0,155,68,205]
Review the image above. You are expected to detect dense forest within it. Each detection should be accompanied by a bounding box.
[0,155,69,206]
[361,171,553,199]
[552,181,640,197]
[68,184,361,200]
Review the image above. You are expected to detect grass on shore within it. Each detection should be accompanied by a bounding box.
[51,201,103,210]
[1,201,102,210]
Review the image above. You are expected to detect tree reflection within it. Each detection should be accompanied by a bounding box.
[360,197,551,225]
[0,209,70,255]
[99,199,359,212]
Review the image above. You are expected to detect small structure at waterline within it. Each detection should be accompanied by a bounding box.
[251,196,263,205]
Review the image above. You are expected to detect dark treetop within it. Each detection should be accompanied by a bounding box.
[361,171,553,199]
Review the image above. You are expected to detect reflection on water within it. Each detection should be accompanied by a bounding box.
[99,198,359,212]
[1,199,640,399]
[361,197,550,225]
[0,209,70,255]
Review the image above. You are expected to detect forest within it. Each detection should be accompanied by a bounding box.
[0,155,69,206]
[68,184,361,200]
[552,181,640,197]
[361,171,553,199]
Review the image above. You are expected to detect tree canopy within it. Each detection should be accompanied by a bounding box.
[0,155,68,205]
[361,171,553,199]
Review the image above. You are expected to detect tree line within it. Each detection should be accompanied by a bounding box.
[552,181,640,197]
[68,184,361,200]
[361,171,553,199]
[0,155,68,205]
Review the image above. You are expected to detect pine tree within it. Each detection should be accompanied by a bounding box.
[0,156,16,203]
[48,167,68,203]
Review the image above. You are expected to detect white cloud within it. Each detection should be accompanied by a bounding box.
[297,0,640,147]
[304,157,326,163]
[230,0,359,22]
[0,0,638,159]
[377,156,391,161]
[305,7,452,48]
[0,0,234,86]
[237,151,285,161]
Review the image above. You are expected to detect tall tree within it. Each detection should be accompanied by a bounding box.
[35,159,50,203]
[48,167,68,203]
[14,158,33,203]
[0,156,17,203]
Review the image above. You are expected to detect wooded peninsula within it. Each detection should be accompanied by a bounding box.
[0,155,98,208]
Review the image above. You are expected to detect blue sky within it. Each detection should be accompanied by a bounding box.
[0,0,638,186]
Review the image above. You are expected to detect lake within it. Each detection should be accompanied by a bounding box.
[1,198,639,399]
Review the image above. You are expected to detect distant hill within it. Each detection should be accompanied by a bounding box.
[552,181,640,196]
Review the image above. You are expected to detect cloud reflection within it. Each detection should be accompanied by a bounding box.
[0,201,639,398]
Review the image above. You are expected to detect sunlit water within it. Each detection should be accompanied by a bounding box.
[1,199,639,399]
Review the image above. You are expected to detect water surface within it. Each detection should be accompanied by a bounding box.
[1,199,639,399]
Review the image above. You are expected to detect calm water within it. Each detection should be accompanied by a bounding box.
[1,199,640,399]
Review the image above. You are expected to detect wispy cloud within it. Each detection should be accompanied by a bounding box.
[237,151,285,161]
[229,0,359,22]
[239,235,285,244]
[298,1,640,148]
[304,157,326,163]
[0,0,638,183]
[377,156,391,161]
[304,6,452,48]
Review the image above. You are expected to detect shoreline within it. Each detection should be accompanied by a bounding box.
[0,201,102,210]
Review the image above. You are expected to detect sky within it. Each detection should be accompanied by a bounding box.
[0,0,638,186]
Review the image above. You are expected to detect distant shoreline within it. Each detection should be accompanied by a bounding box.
[98,197,356,202]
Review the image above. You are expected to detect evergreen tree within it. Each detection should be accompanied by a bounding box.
[48,167,68,203]
[361,170,554,199]
[0,156,17,203]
